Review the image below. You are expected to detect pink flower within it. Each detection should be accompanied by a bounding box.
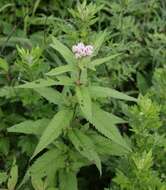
[72,42,94,59]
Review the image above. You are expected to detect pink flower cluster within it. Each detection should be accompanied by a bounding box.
[72,42,93,59]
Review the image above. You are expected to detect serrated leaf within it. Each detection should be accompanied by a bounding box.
[32,109,73,158]
[59,170,78,190]
[16,77,74,89]
[8,119,49,136]
[90,86,137,102]
[16,78,58,89]
[89,132,129,156]
[46,64,75,76]
[30,149,65,179]
[88,54,121,69]
[89,103,131,152]
[76,86,92,120]
[68,129,101,174]
[51,37,76,65]
[7,158,18,190]
[34,87,62,105]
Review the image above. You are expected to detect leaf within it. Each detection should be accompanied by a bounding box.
[55,75,74,86]
[8,119,49,136]
[32,109,73,158]
[46,64,75,76]
[51,37,76,65]
[7,158,18,190]
[93,31,108,56]
[16,78,59,89]
[89,103,131,152]
[90,86,137,102]
[16,78,74,89]
[76,86,92,120]
[89,132,129,156]
[88,54,121,69]
[68,129,101,174]
[34,87,62,105]
[0,58,9,72]
[0,138,10,155]
[0,172,8,185]
[137,72,149,95]
[30,149,65,179]
[59,169,78,190]
[31,177,45,190]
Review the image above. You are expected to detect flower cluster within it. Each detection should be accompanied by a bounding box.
[72,42,93,59]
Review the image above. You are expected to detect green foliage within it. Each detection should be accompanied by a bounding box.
[0,0,165,190]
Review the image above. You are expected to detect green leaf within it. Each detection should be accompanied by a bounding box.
[89,103,131,152]
[16,78,59,89]
[59,169,78,190]
[0,58,9,72]
[30,149,65,179]
[93,31,108,56]
[8,119,49,136]
[32,109,73,158]
[16,78,74,89]
[89,132,129,156]
[0,138,10,155]
[68,129,101,174]
[7,158,18,190]
[34,87,62,105]
[90,86,137,101]
[137,72,149,95]
[0,172,8,185]
[76,86,92,120]
[31,177,45,190]
[55,75,74,86]
[46,64,75,76]
[51,37,76,65]
[88,54,121,69]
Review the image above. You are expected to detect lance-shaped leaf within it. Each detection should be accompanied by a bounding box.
[7,158,18,190]
[68,129,101,174]
[32,109,73,158]
[88,103,131,152]
[30,149,65,179]
[89,132,130,156]
[76,86,92,120]
[46,64,75,76]
[90,86,137,102]
[59,170,78,190]
[16,78,58,89]
[7,119,49,136]
[34,87,62,105]
[51,37,76,65]
[16,77,74,89]
[88,54,121,69]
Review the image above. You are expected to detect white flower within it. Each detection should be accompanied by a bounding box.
[72,42,94,59]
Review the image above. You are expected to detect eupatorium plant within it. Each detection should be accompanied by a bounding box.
[7,37,137,190]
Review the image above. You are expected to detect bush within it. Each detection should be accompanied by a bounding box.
[0,1,165,189]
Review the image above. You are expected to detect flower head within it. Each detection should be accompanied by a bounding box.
[72,42,94,59]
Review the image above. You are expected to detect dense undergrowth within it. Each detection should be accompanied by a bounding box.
[0,0,166,190]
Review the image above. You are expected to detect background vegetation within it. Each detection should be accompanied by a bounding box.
[0,0,165,190]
